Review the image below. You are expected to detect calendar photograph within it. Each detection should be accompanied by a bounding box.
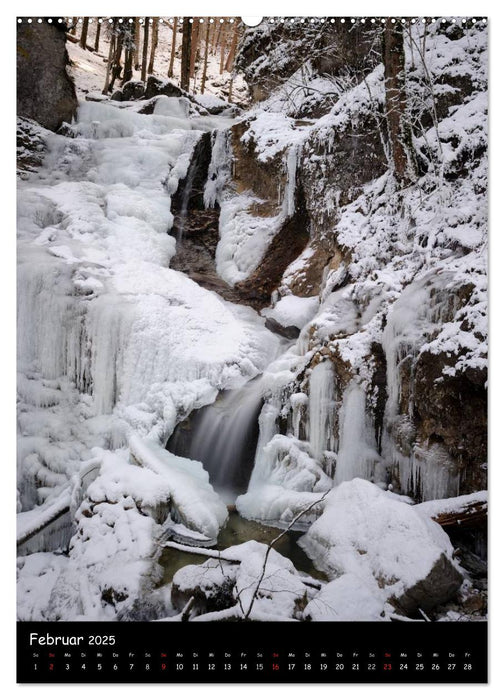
[16,15,488,683]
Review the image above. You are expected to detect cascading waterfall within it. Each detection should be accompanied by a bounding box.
[168,377,267,501]
[171,130,213,243]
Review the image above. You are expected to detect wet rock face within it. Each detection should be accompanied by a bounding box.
[234,190,311,309]
[413,351,487,494]
[171,131,214,213]
[230,121,286,201]
[17,22,77,131]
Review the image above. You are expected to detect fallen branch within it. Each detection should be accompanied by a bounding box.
[243,490,331,621]
[181,596,195,622]
[161,540,241,564]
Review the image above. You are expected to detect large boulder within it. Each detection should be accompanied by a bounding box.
[17,21,77,131]
[299,479,463,617]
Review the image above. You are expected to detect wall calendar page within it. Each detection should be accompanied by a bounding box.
[16,14,488,684]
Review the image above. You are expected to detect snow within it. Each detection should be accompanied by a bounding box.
[215,193,278,284]
[17,85,278,620]
[128,435,228,542]
[236,484,327,526]
[262,294,319,330]
[304,573,385,621]
[415,490,488,520]
[299,479,458,606]
[240,110,305,163]
[172,540,308,621]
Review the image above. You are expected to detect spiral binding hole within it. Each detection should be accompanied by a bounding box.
[15,16,488,29]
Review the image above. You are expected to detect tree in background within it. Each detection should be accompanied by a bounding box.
[220,22,229,74]
[180,18,192,92]
[108,26,124,92]
[190,19,200,79]
[225,21,239,72]
[382,19,416,184]
[79,18,89,50]
[168,17,178,78]
[133,19,140,70]
[200,20,211,93]
[94,19,101,52]
[148,18,159,75]
[141,18,150,82]
[102,19,117,94]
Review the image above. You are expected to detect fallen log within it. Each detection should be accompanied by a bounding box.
[65,33,96,52]
[415,491,487,530]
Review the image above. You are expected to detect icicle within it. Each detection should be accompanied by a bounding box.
[308,361,335,462]
[335,382,379,485]
[290,392,308,440]
[283,144,298,218]
[381,271,463,500]
[204,130,231,209]
[248,399,282,488]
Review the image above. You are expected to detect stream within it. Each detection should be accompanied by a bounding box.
[158,510,327,586]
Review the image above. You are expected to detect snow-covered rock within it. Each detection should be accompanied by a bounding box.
[299,479,463,615]
[171,540,308,621]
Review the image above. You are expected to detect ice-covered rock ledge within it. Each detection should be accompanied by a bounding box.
[40,437,228,620]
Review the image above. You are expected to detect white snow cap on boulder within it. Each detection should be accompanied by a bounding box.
[299,478,463,616]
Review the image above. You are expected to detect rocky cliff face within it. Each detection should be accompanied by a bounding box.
[201,19,487,504]
[17,21,77,131]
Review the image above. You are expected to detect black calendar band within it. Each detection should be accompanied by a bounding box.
[17,620,488,684]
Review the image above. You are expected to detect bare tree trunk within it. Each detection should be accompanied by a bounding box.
[133,18,140,70]
[225,22,239,73]
[200,21,211,93]
[109,30,124,92]
[212,22,221,54]
[190,19,200,79]
[168,17,178,78]
[220,24,229,74]
[123,46,133,85]
[148,18,158,75]
[180,18,192,92]
[102,23,116,94]
[79,18,89,50]
[70,18,77,35]
[94,19,101,52]
[382,19,415,184]
[141,18,149,83]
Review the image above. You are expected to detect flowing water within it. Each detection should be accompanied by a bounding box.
[167,377,266,502]
[158,510,327,586]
